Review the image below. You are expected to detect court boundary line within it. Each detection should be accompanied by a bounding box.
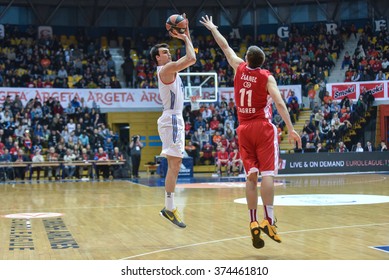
[369,246,389,254]
[119,222,389,260]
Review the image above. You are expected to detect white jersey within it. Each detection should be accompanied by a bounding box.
[157,66,185,158]
[157,66,184,115]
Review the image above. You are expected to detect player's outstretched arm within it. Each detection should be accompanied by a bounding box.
[200,15,243,71]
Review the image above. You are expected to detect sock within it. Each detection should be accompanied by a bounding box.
[264,205,274,225]
[165,191,175,211]
[249,209,257,223]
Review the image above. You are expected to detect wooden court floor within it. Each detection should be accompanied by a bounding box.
[0,173,388,260]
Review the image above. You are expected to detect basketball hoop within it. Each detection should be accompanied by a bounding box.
[190,95,200,111]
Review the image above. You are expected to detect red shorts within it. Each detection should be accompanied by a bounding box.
[237,119,279,176]
[218,161,228,166]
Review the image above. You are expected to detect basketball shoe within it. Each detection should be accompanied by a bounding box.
[259,219,281,243]
[160,207,186,228]
[250,221,265,249]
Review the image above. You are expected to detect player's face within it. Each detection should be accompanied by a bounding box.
[157,48,172,65]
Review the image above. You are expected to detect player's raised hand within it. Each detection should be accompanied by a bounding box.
[200,15,218,30]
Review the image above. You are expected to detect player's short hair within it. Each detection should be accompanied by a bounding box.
[150,43,169,65]
[246,46,265,68]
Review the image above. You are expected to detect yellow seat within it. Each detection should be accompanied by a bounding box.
[343,136,351,143]
[210,48,216,58]
[118,36,123,47]
[60,35,67,44]
[68,35,77,45]
[101,36,108,48]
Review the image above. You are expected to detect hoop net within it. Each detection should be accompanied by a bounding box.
[190,94,201,111]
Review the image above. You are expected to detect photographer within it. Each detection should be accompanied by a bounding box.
[129,134,143,178]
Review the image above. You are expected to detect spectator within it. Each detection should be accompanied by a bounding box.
[313,109,324,127]
[337,141,349,153]
[326,125,338,151]
[302,120,315,141]
[364,141,375,152]
[287,90,298,105]
[228,147,243,174]
[216,146,229,176]
[94,147,109,179]
[194,116,206,132]
[121,57,135,87]
[63,149,77,179]
[341,51,352,69]
[0,148,14,180]
[104,137,114,154]
[129,135,143,178]
[12,149,29,180]
[199,141,214,165]
[323,91,333,105]
[71,97,81,109]
[185,141,198,165]
[45,146,61,180]
[109,146,125,178]
[30,148,44,180]
[48,129,61,147]
[378,141,388,152]
[375,70,386,81]
[190,131,201,149]
[355,142,364,152]
[202,105,213,122]
[209,116,220,131]
[199,131,209,149]
[77,147,94,179]
[316,142,327,153]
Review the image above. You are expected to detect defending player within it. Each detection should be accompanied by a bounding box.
[200,15,301,248]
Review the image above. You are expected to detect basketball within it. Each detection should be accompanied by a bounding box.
[165,14,187,34]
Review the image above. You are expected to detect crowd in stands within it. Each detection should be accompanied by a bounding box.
[0,22,387,178]
[295,87,376,153]
[342,23,389,82]
[1,22,386,93]
[0,94,127,181]
[0,25,121,89]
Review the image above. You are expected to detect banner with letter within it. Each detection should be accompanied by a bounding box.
[2,81,389,110]
[326,81,389,101]
[0,86,302,110]
[330,83,357,100]
[0,87,164,109]
[360,81,385,99]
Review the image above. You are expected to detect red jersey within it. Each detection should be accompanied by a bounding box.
[217,151,229,161]
[234,62,272,123]
[229,151,241,162]
[234,63,279,176]
[95,152,108,160]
